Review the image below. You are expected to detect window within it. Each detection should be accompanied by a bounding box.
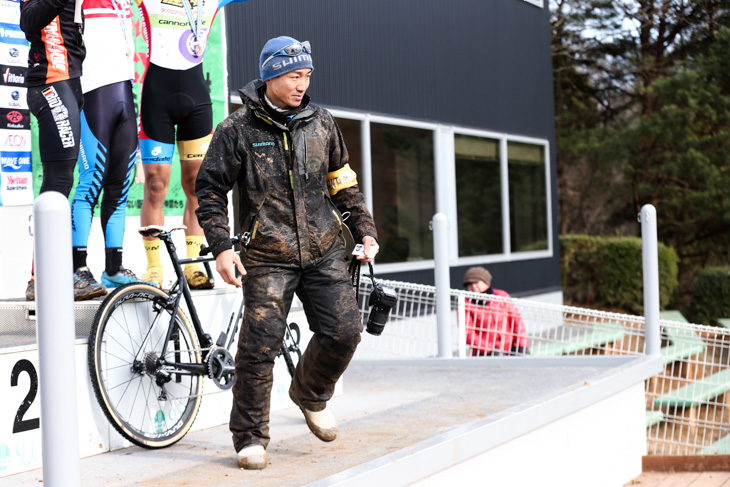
[370,123,435,264]
[455,134,503,257]
[322,107,552,268]
[508,141,548,252]
[335,118,362,177]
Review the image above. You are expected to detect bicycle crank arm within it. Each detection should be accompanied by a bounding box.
[163,362,209,376]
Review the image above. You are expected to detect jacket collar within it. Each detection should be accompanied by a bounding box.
[239,80,315,129]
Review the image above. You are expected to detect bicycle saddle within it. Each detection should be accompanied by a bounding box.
[138,225,188,239]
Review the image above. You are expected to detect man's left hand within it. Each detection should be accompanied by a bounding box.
[358,236,379,262]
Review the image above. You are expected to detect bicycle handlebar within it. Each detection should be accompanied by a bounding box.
[199,234,242,257]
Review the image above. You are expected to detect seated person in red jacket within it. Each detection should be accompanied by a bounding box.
[462,267,530,356]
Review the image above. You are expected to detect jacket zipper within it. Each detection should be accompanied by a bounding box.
[303,137,309,180]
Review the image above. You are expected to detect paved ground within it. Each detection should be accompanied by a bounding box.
[2,361,607,486]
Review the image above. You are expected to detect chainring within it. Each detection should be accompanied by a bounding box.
[207,347,235,390]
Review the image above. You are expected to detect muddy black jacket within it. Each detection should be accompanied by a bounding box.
[20,0,85,87]
[195,80,377,268]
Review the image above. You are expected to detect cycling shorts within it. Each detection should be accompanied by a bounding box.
[27,78,83,163]
[27,78,83,197]
[139,62,213,164]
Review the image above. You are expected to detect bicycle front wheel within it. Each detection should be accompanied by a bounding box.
[88,283,203,448]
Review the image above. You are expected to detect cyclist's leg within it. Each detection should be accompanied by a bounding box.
[139,65,177,286]
[139,153,172,287]
[26,79,86,299]
[177,136,211,236]
[27,78,83,198]
[178,137,214,289]
[175,71,214,289]
[71,110,103,272]
[290,244,363,412]
[90,83,138,278]
[230,265,299,452]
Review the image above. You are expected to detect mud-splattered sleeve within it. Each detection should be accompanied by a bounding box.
[195,120,243,257]
[327,115,378,244]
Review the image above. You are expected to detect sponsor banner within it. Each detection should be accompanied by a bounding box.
[0,169,32,204]
[0,42,26,67]
[0,150,31,172]
[0,108,29,130]
[1,64,25,86]
[0,85,26,110]
[0,22,27,46]
[0,0,31,206]
[0,2,21,27]
[0,129,30,151]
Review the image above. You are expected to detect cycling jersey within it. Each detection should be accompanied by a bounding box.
[20,0,85,87]
[137,0,246,163]
[80,0,135,93]
[139,0,243,71]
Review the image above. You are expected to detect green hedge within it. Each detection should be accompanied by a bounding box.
[692,267,730,325]
[560,235,678,314]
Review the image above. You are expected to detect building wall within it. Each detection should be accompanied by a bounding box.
[225,0,553,138]
[223,0,560,296]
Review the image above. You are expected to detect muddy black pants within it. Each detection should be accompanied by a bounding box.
[230,248,362,451]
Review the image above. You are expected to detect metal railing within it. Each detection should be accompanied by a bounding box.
[354,277,730,456]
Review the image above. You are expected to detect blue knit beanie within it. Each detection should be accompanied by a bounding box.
[260,36,313,82]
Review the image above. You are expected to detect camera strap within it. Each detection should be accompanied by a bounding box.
[348,260,375,303]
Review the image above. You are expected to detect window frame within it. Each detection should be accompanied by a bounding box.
[450,127,553,267]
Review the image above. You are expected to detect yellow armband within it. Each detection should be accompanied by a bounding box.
[327,164,358,195]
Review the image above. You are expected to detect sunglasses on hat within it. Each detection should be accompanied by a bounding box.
[261,41,312,68]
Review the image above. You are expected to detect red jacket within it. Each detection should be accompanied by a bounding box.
[465,289,529,355]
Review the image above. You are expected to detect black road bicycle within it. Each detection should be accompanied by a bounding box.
[87,225,302,449]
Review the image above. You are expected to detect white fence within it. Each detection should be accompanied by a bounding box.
[355,278,730,456]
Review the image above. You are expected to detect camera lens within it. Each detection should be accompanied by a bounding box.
[366,307,388,336]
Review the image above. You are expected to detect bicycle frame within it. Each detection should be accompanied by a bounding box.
[136,226,299,384]
[152,233,232,375]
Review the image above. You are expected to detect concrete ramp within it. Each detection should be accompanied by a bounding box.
[1,356,661,486]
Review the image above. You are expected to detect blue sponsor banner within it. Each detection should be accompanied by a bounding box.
[0,23,26,47]
[0,151,31,172]
[0,2,21,28]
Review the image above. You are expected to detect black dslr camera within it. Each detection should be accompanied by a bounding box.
[365,264,398,336]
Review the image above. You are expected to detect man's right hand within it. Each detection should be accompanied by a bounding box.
[215,249,246,287]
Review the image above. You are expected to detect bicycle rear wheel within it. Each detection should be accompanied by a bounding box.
[88,283,203,448]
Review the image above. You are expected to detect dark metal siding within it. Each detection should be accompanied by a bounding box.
[224,0,560,296]
[226,0,552,138]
